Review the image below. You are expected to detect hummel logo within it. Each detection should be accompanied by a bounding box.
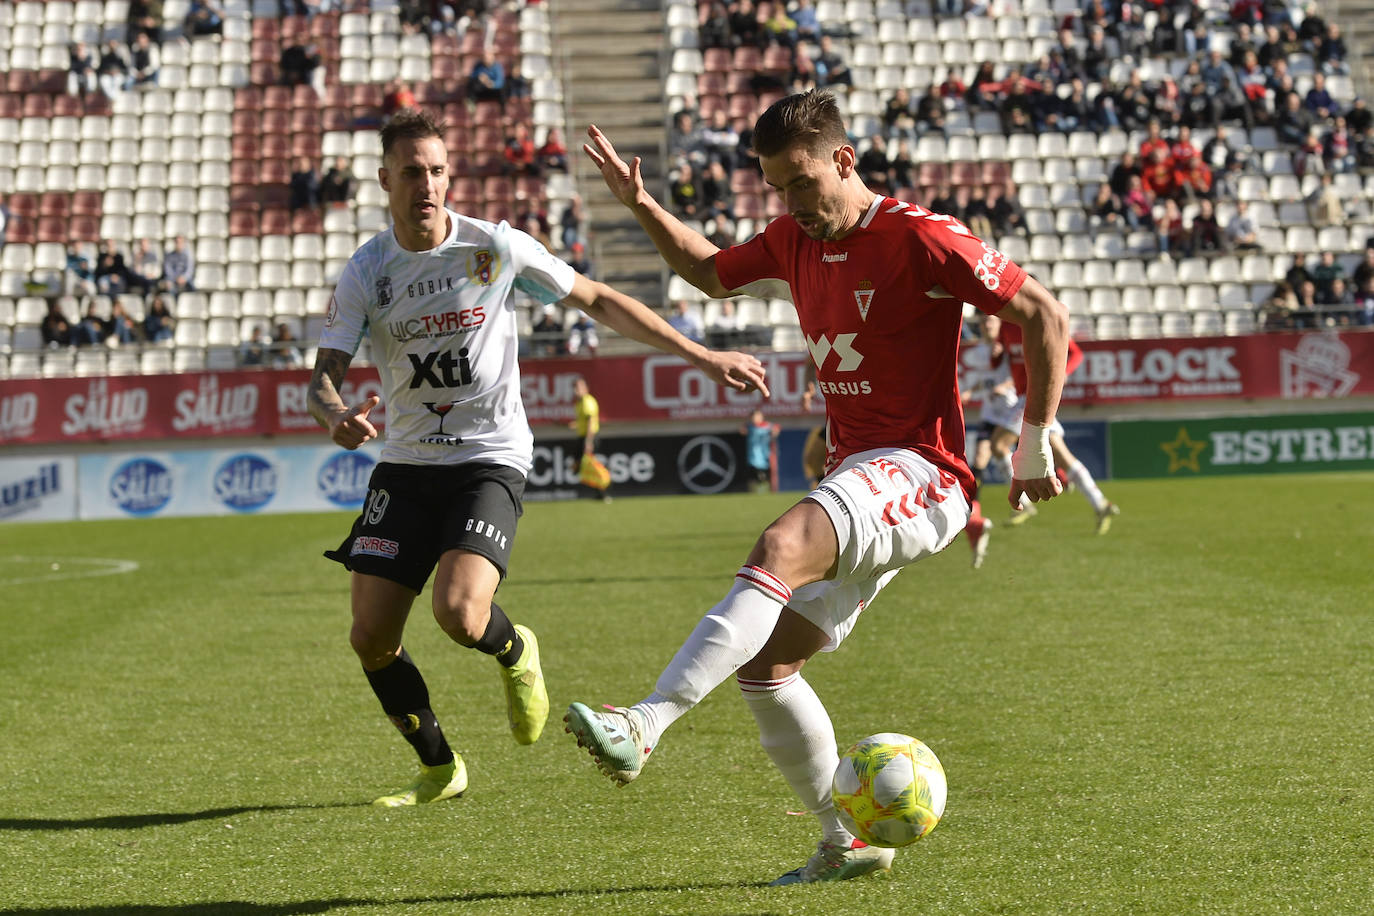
[822,252,847,262]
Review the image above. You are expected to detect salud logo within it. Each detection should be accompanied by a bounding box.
[317,451,375,508]
[1279,334,1359,398]
[214,453,278,512]
[110,457,174,516]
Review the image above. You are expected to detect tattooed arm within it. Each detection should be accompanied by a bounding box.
[308,346,380,450]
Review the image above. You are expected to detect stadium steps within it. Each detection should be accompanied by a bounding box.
[553,0,671,306]
[1331,0,1374,98]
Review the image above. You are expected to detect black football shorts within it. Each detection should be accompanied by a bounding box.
[324,461,525,592]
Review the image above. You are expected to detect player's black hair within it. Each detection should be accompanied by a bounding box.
[379,108,447,161]
[751,90,849,159]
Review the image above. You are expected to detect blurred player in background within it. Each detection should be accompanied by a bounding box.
[567,90,1068,884]
[571,375,611,501]
[308,109,767,807]
[984,313,1121,533]
[742,408,781,492]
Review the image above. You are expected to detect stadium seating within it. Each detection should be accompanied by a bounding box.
[0,0,573,378]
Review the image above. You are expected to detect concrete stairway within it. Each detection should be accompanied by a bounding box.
[549,0,669,309]
[1325,0,1372,99]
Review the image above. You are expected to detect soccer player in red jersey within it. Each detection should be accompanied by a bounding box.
[565,91,1069,884]
[990,314,1121,533]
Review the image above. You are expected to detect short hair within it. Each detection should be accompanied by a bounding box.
[751,90,849,159]
[379,108,446,161]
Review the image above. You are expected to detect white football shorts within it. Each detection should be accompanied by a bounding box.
[984,395,1064,438]
[791,447,970,652]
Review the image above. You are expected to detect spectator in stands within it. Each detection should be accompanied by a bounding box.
[1199,48,1237,95]
[1139,118,1169,163]
[271,322,304,368]
[398,0,429,34]
[762,2,798,47]
[503,123,538,176]
[559,195,586,251]
[128,32,160,88]
[128,237,160,294]
[95,240,130,295]
[289,158,321,211]
[667,300,704,343]
[1081,26,1110,83]
[319,157,358,205]
[162,235,195,295]
[669,111,706,169]
[468,50,505,103]
[1259,280,1297,330]
[185,0,224,37]
[108,301,139,345]
[890,138,914,190]
[792,0,820,43]
[41,301,73,348]
[1320,277,1355,323]
[1305,71,1339,121]
[965,62,999,112]
[521,213,555,252]
[1143,148,1177,202]
[700,159,736,224]
[963,184,992,239]
[1156,198,1186,258]
[1181,159,1214,202]
[857,134,892,195]
[1187,199,1227,256]
[1293,279,1320,329]
[708,298,741,347]
[1108,150,1141,198]
[882,88,915,135]
[700,110,740,170]
[1088,181,1125,230]
[988,180,1026,236]
[999,78,1037,135]
[1226,200,1261,250]
[566,311,599,356]
[727,0,765,49]
[812,35,852,88]
[68,42,98,96]
[1352,247,1374,293]
[240,324,269,366]
[699,1,731,49]
[1355,276,1374,326]
[529,305,566,356]
[1285,252,1313,292]
[65,244,95,296]
[1318,22,1348,74]
[929,182,957,217]
[1111,3,1150,61]
[537,128,569,173]
[567,241,593,278]
[1323,116,1355,172]
[1311,250,1345,299]
[1305,172,1343,226]
[382,81,417,117]
[670,162,702,218]
[126,0,162,44]
[1120,172,1153,230]
[143,295,175,342]
[281,40,323,95]
[914,86,947,135]
[504,61,532,104]
[73,302,110,347]
[1181,79,1220,129]
[97,39,131,100]
[1201,125,1239,172]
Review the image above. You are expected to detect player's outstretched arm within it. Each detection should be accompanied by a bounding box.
[995,275,1070,507]
[307,347,380,450]
[562,274,769,397]
[583,125,735,299]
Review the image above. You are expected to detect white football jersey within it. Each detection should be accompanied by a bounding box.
[319,209,576,472]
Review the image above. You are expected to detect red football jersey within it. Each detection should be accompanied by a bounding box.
[997,317,1083,397]
[716,196,1025,498]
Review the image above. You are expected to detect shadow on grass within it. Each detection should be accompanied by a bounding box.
[0,802,364,831]
[0,882,780,915]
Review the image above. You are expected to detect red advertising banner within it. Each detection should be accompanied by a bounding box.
[2,331,1370,446]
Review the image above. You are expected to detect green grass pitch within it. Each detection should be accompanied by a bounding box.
[1,472,1371,915]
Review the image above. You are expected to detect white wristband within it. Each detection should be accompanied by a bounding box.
[1011,420,1054,480]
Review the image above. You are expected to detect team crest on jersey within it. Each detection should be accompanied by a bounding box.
[467,249,502,286]
[853,282,875,321]
[375,275,393,309]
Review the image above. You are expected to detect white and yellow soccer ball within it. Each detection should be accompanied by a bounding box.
[831,733,947,848]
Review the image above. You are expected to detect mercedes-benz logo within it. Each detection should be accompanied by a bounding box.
[677,435,737,494]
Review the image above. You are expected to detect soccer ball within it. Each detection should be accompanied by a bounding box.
[831,733,947,848]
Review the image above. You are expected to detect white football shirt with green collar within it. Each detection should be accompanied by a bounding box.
[320,209,576,473]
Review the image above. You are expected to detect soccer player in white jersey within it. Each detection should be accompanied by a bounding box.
[307,109,767,807]
[566,91,1070,884]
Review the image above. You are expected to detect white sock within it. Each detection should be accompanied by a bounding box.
[995,452,1014,483]
[739,671,854,846]
[1066,460,1108,512]
[633,566,791,748]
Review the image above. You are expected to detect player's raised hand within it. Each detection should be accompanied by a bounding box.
[699,350,770,398]
[330,395,381,450]
[583,125,645,208]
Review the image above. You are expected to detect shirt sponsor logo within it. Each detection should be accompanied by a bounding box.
[806,333,864,372]
[386,306,486,342]
[214,453,278,512]
[376,275,394,309]
[110,457,174,516]
[467,249,501,286]
[822,252,847,262]
[815,484,851,517]
[464,516,509,551]
[406,276,457,299]
[351,536,400,558]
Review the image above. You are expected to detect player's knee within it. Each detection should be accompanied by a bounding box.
[432,593,489,646]
[750,520,803,571]
[349,623,398,668]
[737,654,805,682]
